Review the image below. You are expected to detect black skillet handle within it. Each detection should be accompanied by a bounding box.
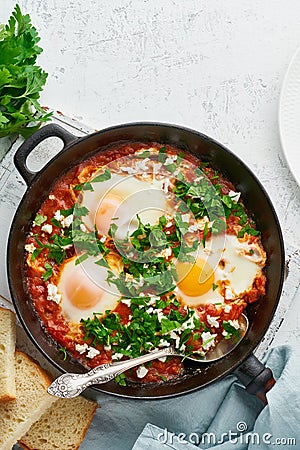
[14,124,77,186]
[234,353,275,405]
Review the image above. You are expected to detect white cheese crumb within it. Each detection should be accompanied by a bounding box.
[158,339,170,347]
[188,224,198,233]
[41,223,53,234]
[104,345,111,351]
[120,166,137,174]
[181,214,190,223]
[228,190,241,202]
[225,288,233,300]
[146,307,154,314]
[99,235,107,243]
[157,247,172,258]
[158,356,167,363]
[80,223,87,232]
[62,214,74,228]
[179,344,186,353]
[75,343,89,354]
[121,299,131,306]
[136,365,149,378]
[201,331,217,350]
[25,243,36,253]
[48,194,55,200]
[228,319,240,330]
[86,347,100,359]
[54,210,64,222]
[47,284,61,304]
[164,155,177,165]
[136,157,150,171]
[224,304,232,313]
[207,315,220,328]
[112,352,124,361]
[222,330,229,337]
[162,178,171,194]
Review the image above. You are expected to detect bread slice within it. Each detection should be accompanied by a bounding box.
[0,350,57,450]
[0,307,16,402]
[19,396,98,450]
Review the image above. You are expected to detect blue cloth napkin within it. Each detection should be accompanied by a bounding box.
[83,345,300,450]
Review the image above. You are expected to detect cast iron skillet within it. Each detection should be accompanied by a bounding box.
[7,122,285,403]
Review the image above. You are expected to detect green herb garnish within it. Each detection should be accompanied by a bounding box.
[0,5,51,138]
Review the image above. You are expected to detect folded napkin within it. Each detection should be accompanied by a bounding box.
[83,345,300,450]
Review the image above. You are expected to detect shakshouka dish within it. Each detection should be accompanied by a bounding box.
[25,143,266,385]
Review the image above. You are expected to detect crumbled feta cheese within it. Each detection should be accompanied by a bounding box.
[181,214,190,223]
[179,344,186,353]
[157,247,172,258]
[224,304,232,313]
[165,220,173,228]
[201,331,217,350]
[62,214,74,228]
[207,315,220,328]
[75,343,89,354]
[225,288,233,300]
[112,352,124,361]
[41,223,53,234]
[153,162,162,174]
[104,344,111,351]
[86,347,100,359]
[158,356,167,363]
[162,178,171,194]
[222,330,229,337]
[146,307,154,314]
[170,331,180,348]
[136,365,148,378]
[136,157,150,171]
[188,224,198,233]
[158,339,170,347]
[228,190,241,202]
[54,210,64,222]
[121,299,131,306]
[155,310,165,323]
[120,166,137,174]
[228,319,240,330]
[164,155,177,165]
[48,194,55,200]
[25,243,36,253]
[47,284,61,304]
[80,223,87,232]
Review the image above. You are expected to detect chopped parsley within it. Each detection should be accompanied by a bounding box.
[81,298,212,359]
[34,214,47,226]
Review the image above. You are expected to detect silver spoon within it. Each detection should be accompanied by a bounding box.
[48,314,248,398]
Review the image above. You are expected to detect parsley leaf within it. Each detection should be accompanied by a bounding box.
[42,262,53,281]
[92,169,111,183]
[0,5,51,138]
[34,214,47,226]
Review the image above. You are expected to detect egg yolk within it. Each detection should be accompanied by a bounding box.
[65,273,103,310]
[176,258,215,297]
[95,193,123,235]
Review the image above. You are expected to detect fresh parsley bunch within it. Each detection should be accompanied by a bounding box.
[0,4,51,138]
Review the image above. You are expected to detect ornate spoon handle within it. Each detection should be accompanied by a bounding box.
[48,347,176,398]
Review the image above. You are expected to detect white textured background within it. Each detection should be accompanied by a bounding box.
[0,1,300,340]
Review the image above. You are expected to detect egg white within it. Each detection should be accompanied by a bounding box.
[57,256,120,323]
[79,171,170,239]
[176,233,266,307]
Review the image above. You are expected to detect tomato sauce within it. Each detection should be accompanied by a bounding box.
[25,141,266,383]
